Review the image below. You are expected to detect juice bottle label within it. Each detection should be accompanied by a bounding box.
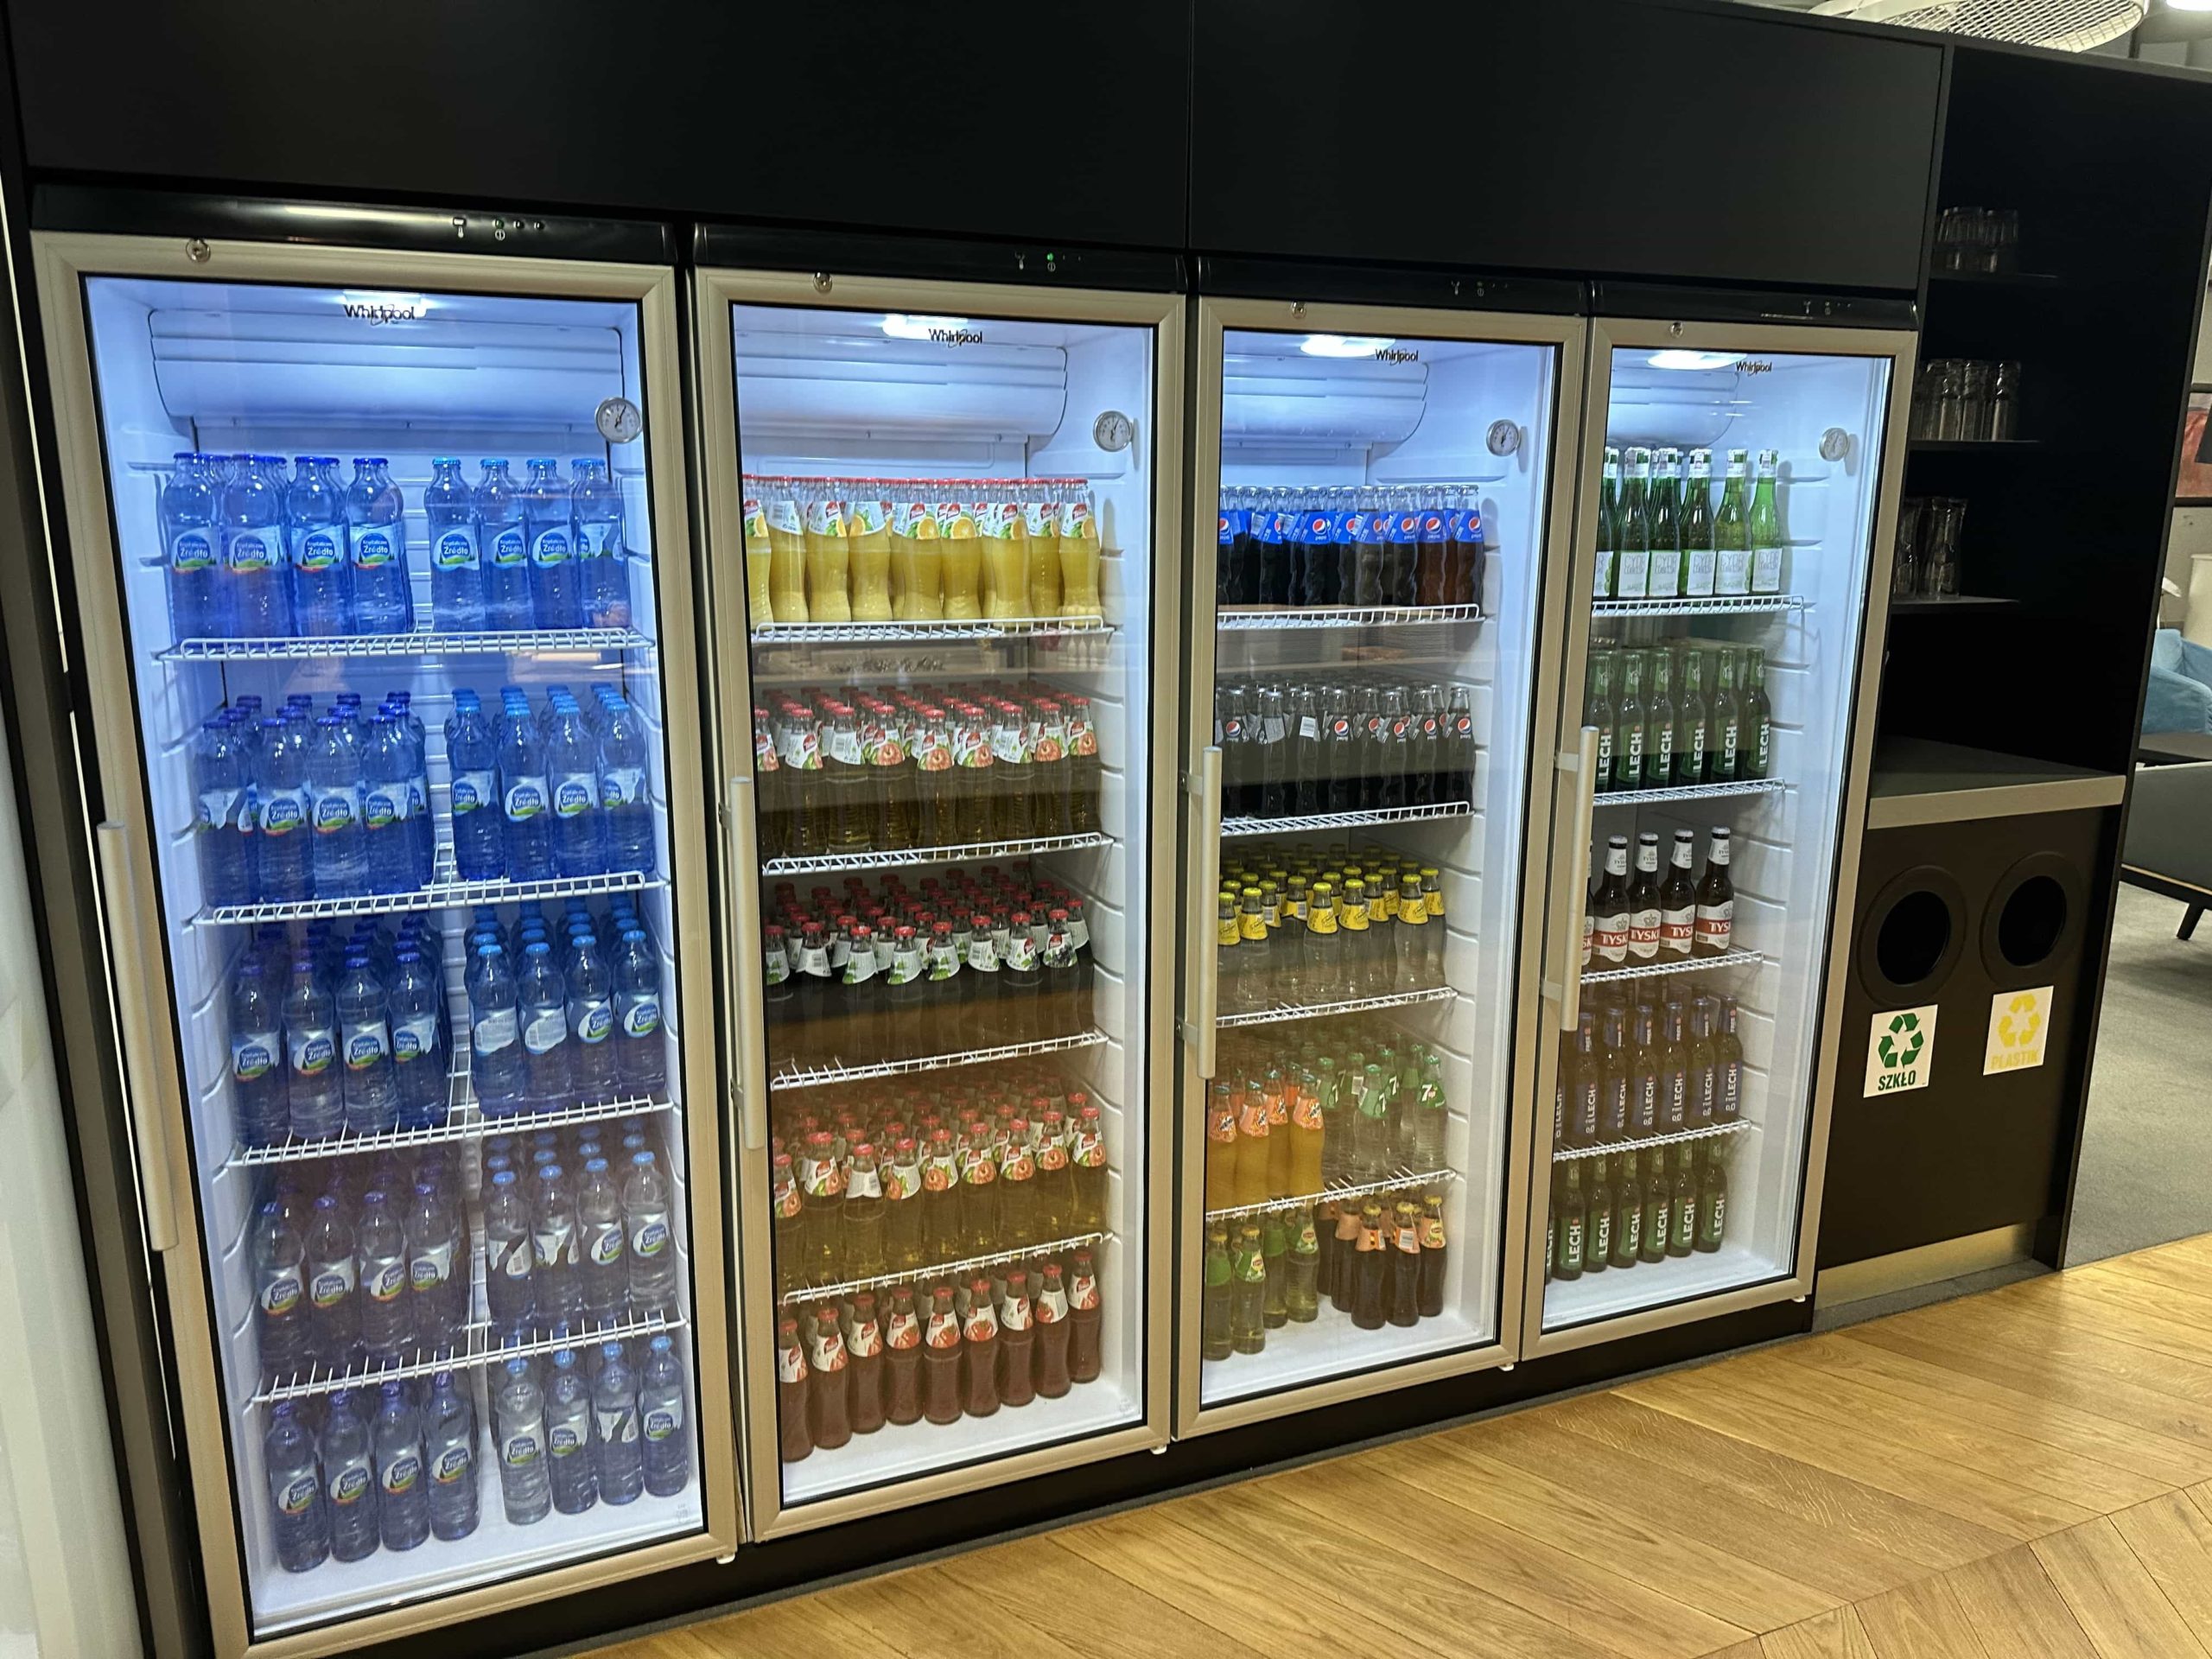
[1023,499,1056,537]
[845,1163,881,1199]
[849,498,887,536]
[1000,1294,1032,1332]
[893,501,939,538]
[925,1309,961,1348]
[808,1325,848,1372]
[887,1308,921,1348]
[826,725,863,765]
[1038,1140,1069,1172]
[1070,1271,1098,1310]
[935,500,976,538]
[963,1301,999,1343]
[742,496,767,541]
[999,1145,1036,1182]
[924,1154,958,1192]
[1036,1284,1067,1323]
[1059,496,1093,539]
[804,499,849,538]
[847,1318,882,1358]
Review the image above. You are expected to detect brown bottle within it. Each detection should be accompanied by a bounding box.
[1387,1198,1423,1328]
[1694,827,1735,957]
[921,1283,963,1427]
[883,1286,923,1427]
[1033,1261,1073,1399]
[998,1268,1036,1408]
[921,1127,962,1263]
[806,1305,853,1451]
[776,1315,812,1464]
[1416,1192,1449,1319]
[846,1293,887,1435]
[1351,1202,1389,1332]
[962,1274,1001,1417]
[1067,1246,1103,1383]
[1330,1203,1362,1313]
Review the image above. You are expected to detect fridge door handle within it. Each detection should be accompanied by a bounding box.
[1184,746,1224,1081]
[1543,727,1600,1033]
[93,823,180,1254]
[727,774,769,1155]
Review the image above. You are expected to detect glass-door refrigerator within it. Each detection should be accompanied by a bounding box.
[1177,295,1584,1433]
[695,248,1181,1534]
[1521,315,1914,1357]
[31,225,735,1656]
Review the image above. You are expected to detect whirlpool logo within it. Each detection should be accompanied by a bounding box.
[930,325,985,346]
[1374,346,1421,363]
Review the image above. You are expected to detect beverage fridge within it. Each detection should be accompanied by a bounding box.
[30,226,736,1656]
[1522,315,1914,1356]
[1176,295,1585,1431]
[694,247,1181,1533]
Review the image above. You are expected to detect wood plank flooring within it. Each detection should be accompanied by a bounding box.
[592,1232,2212,1659]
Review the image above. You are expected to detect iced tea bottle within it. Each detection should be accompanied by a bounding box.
[1023,480,1063,618]
[805,1306,852,1450]
[1230,1224,1267,1355]
[961,1276,1001,1417]
[921,1284,963,1425]
[847,481,893,621]
[998,1269,1036,1408]
[1416,1192,1448,1318]
[798,480,852,623]
[741,478,777,626]
[846,1294,886,1434]
[776,1316,813,1462]
[1262,1211,1289,1329]
[1201,1226,1233,1360]
[764,477,809,624]
[1286,1206,1321,1322]
[1351,1202,1389,1331]
[891,486,944,620]
[1058,480,1103,620]
[883,1286,923,1426]
[1033,1262,1073,1397]
[1067,1245,1102,1382]
[937,489,982,620]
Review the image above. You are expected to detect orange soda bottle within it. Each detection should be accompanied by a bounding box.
[764,476,808,623]
[1233,1084,1271,1208]
[1204,1083,1237,1211]
[1289,1072,1325,1195]
[1262,1071,1292,1198]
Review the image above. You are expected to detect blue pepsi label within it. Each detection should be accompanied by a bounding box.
[451,769,494,816]
[1332,510,1363,543]
[1449,505,1484,543]
[1419,511,1450,544]
[1255,509,1286,544]
[431,526,479,572]
[1389,512,1421,543]
[350,526,400,570]
[312,786,358,835]
[552,773,597,819]
[531,527,571,568]
[169,528,217,575]
[292,527,343,573]
[488,526,527,569]
[1305,512,1334,543]
[259,787,307,838]
[1217,509,1245,545]
[224,530,278,575]
[1357,511,1389,543]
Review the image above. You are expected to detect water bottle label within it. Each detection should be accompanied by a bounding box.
[571,996,613,1045]
[313,785,359,836]
[258,786,307,839]
[632,1215,670,1258]
[431,1444,473,1485]
[344,1020,389,1071]
[488,526,527,570]
[523,1008,567,1055]
[365,1259,406,1304]
[620,995,661,1039]
[199,786,245,835]
[292,527,343,574]
[550,1418,585,1458]
[451,769,495,817]
[380,1452,421,1497]
[288,1024,335,1077]
[474,1007,518,1054]
[505,776,548,823]
[643,1402,682,1441]
[169,527,217,575]
[363,787,405,831]
[596,1404,638,1446]
[225,531,278,575]
[531,527,571,568]
[392,1013,439,1064]
[309,1260,356,1309]
[490,1233,532,1280]
[586,1218,624,1267]
[330,1459,372,1508]
[577,520,620,558]
[503,1427,543,1468]
[410,1241,454,1293]
[231,1032,277,1084]
[553,773,597,819]
[258,1265,303,1319]
[273,1471,321,1516]
[600,767,646,809]
[351,527,401,571]
[431,526,480,572]
[534,1219,575,1269]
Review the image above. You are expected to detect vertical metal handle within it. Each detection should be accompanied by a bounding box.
[1548,727,1600,1033]
[727,774,769,1154]
[1185,746,1224,1081]
[93,823,180,1253]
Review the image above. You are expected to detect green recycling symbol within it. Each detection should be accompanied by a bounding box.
[1997,994,2042,1049]
[1878,1010,1925,1070]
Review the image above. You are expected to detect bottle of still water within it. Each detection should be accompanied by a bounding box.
[425,458,484,630]
[161,452,224,639]
[495,1357,554,1526]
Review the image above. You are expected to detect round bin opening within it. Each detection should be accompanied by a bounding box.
[1876,889,1954,988]
[1998,874,2069,968]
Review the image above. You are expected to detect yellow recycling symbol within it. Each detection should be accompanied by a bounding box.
[1996,993,2042,1049]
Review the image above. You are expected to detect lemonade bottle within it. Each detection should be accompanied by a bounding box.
[891,484,944,620]
[937,487,981,620]
[741,476,776,626]
[1023,478,1063,619]
[799,480,853,623]
[847,480,893,621]
[1058,478,1103,620]
[765,477,809,624]
[981,482,1028,621]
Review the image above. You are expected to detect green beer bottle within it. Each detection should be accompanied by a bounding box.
[1648,447,1683,600]
[1742,647,1774,780]
[1616,448,1653,601]
[1675,646,1708,786]
[1586,649,1617,792]
[1713,448,1751,596]
[1594,448,1621,600]
[1681,448,1717,597]
[1750,448,1783,594]
[1612,649,1647,792]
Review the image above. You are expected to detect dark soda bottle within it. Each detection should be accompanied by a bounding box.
[846,1294,886,1435]
[962,1275,1001,1417]
[1388,1198,1422,1327]
[1256,491,1291,606]
[998,1269,1036,1408]
[1417,1192,1448,1318]
[884,1286,923,1427]
[806,1306,852,1451]
[777,1316,812,1463]
[1034,1262,1073,1398]
[1351,1202,1389,1330]
[1415,494,1449,606]
[1386,490,1420,606]
[921,1284,963,1426]
[1067,1246,1102,1383]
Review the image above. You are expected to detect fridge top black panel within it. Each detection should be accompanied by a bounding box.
[1591,283,1918,332]
[694,226,1186,295]
[1194,254,1583,317]
[31,187,673,264]
[4,0,1190,251]
[1191,0,1942,295]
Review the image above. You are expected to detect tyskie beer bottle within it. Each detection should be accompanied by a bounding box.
[1592,836,1630,965]
[1627,832,1662,961]
[1660,830,1698,958]
[1695,828,1735,957]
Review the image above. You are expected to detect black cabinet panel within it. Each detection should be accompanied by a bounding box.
[5,0,1192,250]
[1191,0,1941,293]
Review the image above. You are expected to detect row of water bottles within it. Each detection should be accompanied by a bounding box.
[466,898,668,1115]
[264,1335,690,1573]
[229,916,451,1147]
[194,691,434,906]
[160,453,634,641]
[448,684,656,885]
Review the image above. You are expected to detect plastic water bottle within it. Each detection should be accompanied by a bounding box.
[477,460,531,631]
[622,1149,677,1317]
[222,455,292,638]
[387,946,447,1130]
[286,456,351,636]
[279,952,341,1140]
[264,1402,330,1573]
[547,696,604,877]
[251,1199,308,1380]
[494,1358,553,1526]
[320,1389,378,1563]
[191,718,256,907]
[592,1342,644,1505]
[467,944,524,1114]
[160,452,224,639]
[563,932,619,1103]
[423,457,482,630]
[575,1156,625,1324]
[372,1380,429,1552]
[356,1190,410,1363]
[406,1179,461,1356]
[345,458,412,634]
[254,718,310,904]
[307,715,364,898]
[446,692,504,881]
[544,1348,597,1515]
[303,1193,359,1368]
[533,1163,582,1332]
[485,1168,536,1341]
[423,1370,479,1541]
[336,951,399,1135]
[598,697,653,875]
[572,459,632,628]
[518,940,569,1110]
[518,458,577,628]
[640,1333,689,1497]
[227,959,287,1148]
[499,698,553,880]
[613,928,666,1095]
[359,714,411,895]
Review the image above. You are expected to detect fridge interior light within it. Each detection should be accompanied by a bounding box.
[1300,334,1397,359]
[880,312,973,341]
[1646,349,1745,372]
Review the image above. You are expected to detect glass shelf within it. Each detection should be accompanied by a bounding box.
[1593,778,1786,808]
[1217,604,1481,631]
[1205,1166,1459,1224]
[1551,1118,1756,1165]
[767,1029,1108,1092]
[761,831,1111,877]
[159,626,653,663]
[1592,595,1804,619]
[1580,948,1765,987]
[193,843,664,928]
[749,617,1111,645]
[779,1229,1110,1307]
[1222,801,1473,838]
[1216,984,1452,1030]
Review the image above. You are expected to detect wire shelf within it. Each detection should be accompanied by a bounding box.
[160,626,652,663]
[1205,1166,1459,1224]
[1217,604,1482,632]
[1593,777,1786,808]
[252,1304,688,1407]
[1222,801,1473,838]
[778,1230,1109,1307]
[1551,1117,1755,1164]
[1580,948,1765,987]
[750,617,1111,645]
[1216,984,1453,1029]
[762,831,1111,877]
[1592,594,1805,618]
[767,1028,1107,1092]
[194,841,664,927]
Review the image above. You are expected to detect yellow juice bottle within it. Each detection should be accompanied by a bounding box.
[764,476,808,624]
[799,480,852,623]
[937,489,981,620]
[1058,478,1103,620]
[981,482,1027,621]
[848,480,893,621]
[1023,478,1063,619]
[893,486,944,620]
[741,477,776,626]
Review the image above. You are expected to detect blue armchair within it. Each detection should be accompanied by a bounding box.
[2143,628,2212,735]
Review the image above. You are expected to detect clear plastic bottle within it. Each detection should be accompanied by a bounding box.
[160,452,224,639]
[227,958,287,1148]
[303,1192,359,1368]
[573,459,632,628]
[346,458,413,633]
[356,1189,411,1364]
[494,1357,554,1526]
[547,696,605,876]
[425,457,484,629]
[799,479,853,623]
[308,715,365,897]
[360,713,413,895]
[423,1370,480,1541]
[518,940,570,1111]
[222,455,292,638]
[623,1149,677,1316]
[285,455,351,635]
[319,1389,379,1563]
[598,696,654,874]
[264,1402,330,1573]
[613,927,666,1094]
[544,1347,598,1514]
[336,950,399,1135]
[523,458,579,627]
[592,1342,645,1505]
[446,691,505,880]
[467,944,524,1114]
[251,1199,308,1380]
[499,696,553,881]
[407,1179,462,1356]
[478,459,532,630]
[372,1379,429,1552]
[640,1333,690,1497]
[485,1168,537,1342]
[387,945,446,1131]
[576,1155,626,1324]
[533,1163,582,1332]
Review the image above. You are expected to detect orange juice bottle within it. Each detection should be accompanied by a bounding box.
[741,476,776,626]
[848,480,893,621]
[1204,1084,1238,1211]
[1233,1084,1272,1208]
[980,482,1028,621]
[937,487,981,620]
[764,477,808,624]
[799,480,852,623]
[1022,478,1062,619]
[891,484,944,620]
[1058,479,1103,619]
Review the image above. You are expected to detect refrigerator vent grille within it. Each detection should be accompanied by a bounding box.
[1808,0,2143,51]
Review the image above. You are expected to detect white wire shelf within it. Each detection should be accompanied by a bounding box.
[1593,777,1786,808]
[750,617,1111,645]
[761,830,1110,876]
[1222,801,1473,838]
[1551,1117,1756,1164]
[1205,1166,1460,1224]
[1217,604,1482,632]
[159,626,652,663]
[252,1303,687,1407]
[1216,984,1453,1029]
[778,1230,1109,1307]
[1580,948,1766,986]
[1592,594,1805,618]
[193,841,664,927]
[767,1028,1107,1092]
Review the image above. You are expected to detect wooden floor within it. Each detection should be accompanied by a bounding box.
[600,1233,2212,1659]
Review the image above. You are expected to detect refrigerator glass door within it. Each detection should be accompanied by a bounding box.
[715,284,1170,1514]
[1192,309,1570,1413]
[1535,331,1901,1338]
[66,261,721,1642]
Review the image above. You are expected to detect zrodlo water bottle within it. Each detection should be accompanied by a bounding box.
[425,457,484,630]
[222,454,292,638]
[524,458,580,628]
[346,458,413,633]
[572,458,632,628]
[287,454,352,636]
[479,459,532,630]
[264,1402,330,1573]
[423,1370,480,1541]
[372,1379,429,1551]
[320,1389,378,1562]
[496,1357,554,1526]
[161,452,224,639]
[593,1342,645,1505]
[545,1348,597,1514]
[640,1333,689,1497]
